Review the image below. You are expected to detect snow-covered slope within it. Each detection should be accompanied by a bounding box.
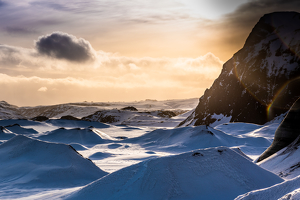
[0,98,198,127]
[0,135,108,188]
[38,127,107,146]
[235,175,300,200]
[182,12,300,127]
[126,125,271,156]
[257,97,300,162]
[19,98,198,119]
[66,147,283,200]
[0,126,16,140]
[81,109,184,127]
[259,136,300,179]
[0,101,24,120]
[4,123,38,135]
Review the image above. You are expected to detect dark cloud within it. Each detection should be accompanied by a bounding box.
[35,32,95,62]
[225,0,300,29]
[0,1,6,8]
[5,27,38,36]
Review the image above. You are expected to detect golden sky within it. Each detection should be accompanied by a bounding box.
[0,0,299,106]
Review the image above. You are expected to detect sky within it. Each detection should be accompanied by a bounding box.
[0,0,300,106]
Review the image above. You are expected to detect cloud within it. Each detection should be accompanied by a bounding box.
[0,31,224,106]
[35,32,96,62]
[5,26,38,35]
[0,0,6,8]
[37,86,47,92]
[0,73,209,106]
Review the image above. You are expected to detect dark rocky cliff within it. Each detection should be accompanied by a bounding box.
[181,12,300,126]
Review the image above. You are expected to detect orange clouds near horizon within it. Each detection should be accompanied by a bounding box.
[0,32,224,106]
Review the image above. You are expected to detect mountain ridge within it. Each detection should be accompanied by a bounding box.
[181,11,300,127]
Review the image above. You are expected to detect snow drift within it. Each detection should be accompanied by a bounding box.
[127,125,271,154]
[236,175,300,200]
[66,147,283,200]
[259,136,300,179]
[38,127,107,146]
[258,97,300,162]
[0,135,107,188]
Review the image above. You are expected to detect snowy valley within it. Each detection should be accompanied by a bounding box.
[2,11,300,200]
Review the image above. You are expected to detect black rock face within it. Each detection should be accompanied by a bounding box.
[60,115,81,121]
[257,97,300,162]
[31,116,49,122]
[120,106,138,111]
[183,12,300,126]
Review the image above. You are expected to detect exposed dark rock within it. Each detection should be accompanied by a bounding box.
[183,12,300,126]
[116,136,128,140]
[82,111,119,123]
[60,115,81,121]
[121,106,138,111]
[192,152,203,157]
[157,110,176,118]
[31,116,49,122]
[257,97,300,162]
[5,124,20,127]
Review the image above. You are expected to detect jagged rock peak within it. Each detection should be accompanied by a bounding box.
[181,12,300,127]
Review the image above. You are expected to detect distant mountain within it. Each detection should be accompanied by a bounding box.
[0,99,198,126]
[0,101,24,120]
[181,12,300,127]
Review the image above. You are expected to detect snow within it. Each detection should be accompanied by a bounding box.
[66,147,282,200]
[258,137,300,179]
[0,100,290,199]
[125,125,271,157]
[0,135,107,190]
[235,175,300,200]
[210,113,232,127]
[37,127,107,146]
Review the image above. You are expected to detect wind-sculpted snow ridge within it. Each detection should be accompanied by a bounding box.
[126,125,271,155]
[0,135,108,189]
[182,12,300,127]
[235,175,300,200]
[0,126,16,140]
[38,127,107,146]
[65,147,283,200]
[257,98,300,162]
[4,123,38,135]
[46,119,111,128]
[0,119,44,127]
[259,135,300,179]
[258,97,300,162]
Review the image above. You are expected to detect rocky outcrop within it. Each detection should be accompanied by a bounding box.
[121,106,138,111]
[60,115,81,121]
[182,12,300,126]
[31,116,49,122]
